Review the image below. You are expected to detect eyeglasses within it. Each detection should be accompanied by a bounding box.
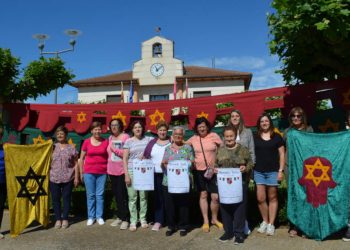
[110,124,120,127]
[291,114,302,118]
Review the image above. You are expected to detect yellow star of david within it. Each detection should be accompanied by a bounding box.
[77,112,87,124]
[33,135,45,144]
[342,88,350,105]
[149,109,165,126]
[68,138,76,148]
[111,111,127,126]
[197,111,209,119]
[305,158,331,187]
[318,119,339,132]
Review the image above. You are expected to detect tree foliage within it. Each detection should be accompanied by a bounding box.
[268,0,350,84]
[0,48,75,102]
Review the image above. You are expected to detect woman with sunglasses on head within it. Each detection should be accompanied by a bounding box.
[107,119,130,230]
[254,114,285,236]
[123,120,153,232]
[283,107,313,238]
[187,117,223,233]
[143,121,171,232]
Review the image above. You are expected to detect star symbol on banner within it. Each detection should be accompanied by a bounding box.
[77,112,87,124]
[304,158,331,187]
[16,167,47,205]
[68,138,76,148]
[33,135,45,144]
[111,111,127,126]
[342,88,350,105]
[318,119,339,132]
[149,109,165,126]
[197,111,209,119]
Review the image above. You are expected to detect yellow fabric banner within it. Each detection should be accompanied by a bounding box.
[4,140,52,237]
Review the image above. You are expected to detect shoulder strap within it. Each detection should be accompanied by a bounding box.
[199,137,209,169]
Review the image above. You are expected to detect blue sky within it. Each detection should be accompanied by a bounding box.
[0,0,283,104]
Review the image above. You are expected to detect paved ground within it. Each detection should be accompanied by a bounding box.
[0,210,348,250]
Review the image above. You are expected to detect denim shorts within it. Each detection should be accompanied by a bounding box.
[253,170,278,186]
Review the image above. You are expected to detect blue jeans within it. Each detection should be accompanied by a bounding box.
[84,173,107,219]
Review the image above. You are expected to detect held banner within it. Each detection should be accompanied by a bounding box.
[167,160,190,193]
[132,159,154,191]
[217,168,242,204]
[111,141,122,162]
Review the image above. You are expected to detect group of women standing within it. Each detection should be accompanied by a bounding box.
[46,107,304,241]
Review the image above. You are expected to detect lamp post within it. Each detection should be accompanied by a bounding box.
[33,29,82,104]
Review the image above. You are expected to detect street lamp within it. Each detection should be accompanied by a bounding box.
[33,29,82,104]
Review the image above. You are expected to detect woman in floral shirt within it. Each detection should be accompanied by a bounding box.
[50,126,79,229]
[162,126,194,237]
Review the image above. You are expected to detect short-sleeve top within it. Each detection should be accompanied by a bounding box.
[50,143,78,183]
[187,132,223,171]
[162,144,194,186]
[123,136,153,173]
[81,138,109,174]
[254,134,284,172]
[107,133,130,176]
[215,144,254,182]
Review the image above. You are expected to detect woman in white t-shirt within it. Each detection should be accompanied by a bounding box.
[143,121,171,231]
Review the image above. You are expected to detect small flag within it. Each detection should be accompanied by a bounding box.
[120,81,124,103]
[185,78,189,98]
[129,80,134,103]
[173,79,177,100]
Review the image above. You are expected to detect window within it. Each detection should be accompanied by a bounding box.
[150,94,169,101]
[106,95,121,103]
[152,43,162,57]
[193,91,211,98]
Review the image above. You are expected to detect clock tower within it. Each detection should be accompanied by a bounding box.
[133,36,183,86]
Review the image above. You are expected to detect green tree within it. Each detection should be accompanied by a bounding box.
[268,0,350,84]
[0,48,75,103]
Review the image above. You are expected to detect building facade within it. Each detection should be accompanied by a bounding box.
[72,36,252,103]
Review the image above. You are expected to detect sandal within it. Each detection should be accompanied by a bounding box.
[54,220,61,229]
[202,223,210,233]
[62,220,69,229]
[212,221,223,229]
[289,229,298,237]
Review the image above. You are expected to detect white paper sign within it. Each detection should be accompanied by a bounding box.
[153,160,163,173]
[111,141,122,162]
[217,168,243,204]
[167,160,190,193]
[132,159,155,191]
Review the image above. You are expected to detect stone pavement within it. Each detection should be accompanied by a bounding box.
[0,210,348,250]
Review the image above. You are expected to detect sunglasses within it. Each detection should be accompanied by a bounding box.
[291,114,302,118]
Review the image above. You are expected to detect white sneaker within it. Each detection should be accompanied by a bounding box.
[110,218,122,227]
[266,224,275,236]
[97,218,105,225]
[257,221,268,233]
[120,221,129,230]
[87,219,95,226]
[0,232,4,239]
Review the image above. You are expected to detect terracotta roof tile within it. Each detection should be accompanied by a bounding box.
[71,66,252,89]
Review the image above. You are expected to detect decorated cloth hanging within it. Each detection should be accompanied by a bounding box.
[287,129,350,240]
[4,140,53,237]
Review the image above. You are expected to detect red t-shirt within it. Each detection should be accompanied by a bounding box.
[82,138,108,174]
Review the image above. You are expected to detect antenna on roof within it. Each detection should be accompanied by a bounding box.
[212,57,216,68]
[155,27,161,35]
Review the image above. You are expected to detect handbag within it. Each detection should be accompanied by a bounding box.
[199,137,214,179]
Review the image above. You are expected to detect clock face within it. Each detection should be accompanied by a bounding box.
[150,63,164,77]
